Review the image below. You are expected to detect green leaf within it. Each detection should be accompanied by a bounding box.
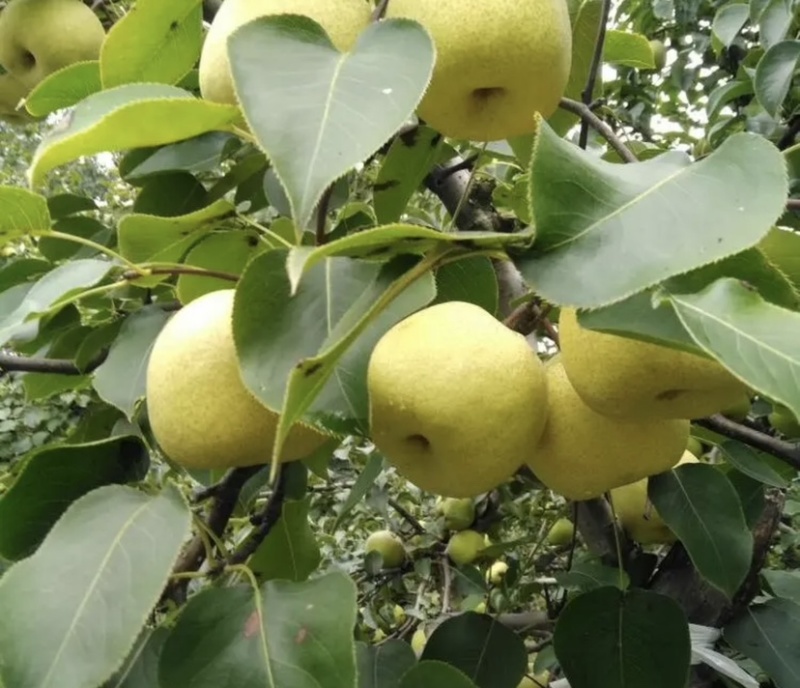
[158,572,358,688]
[712,3,750,47]
[604,30,655,68]
[132,172,208,216]
[0,186,50,247]
[724,469,766,529]
[21,325,93,400]
[718,440,790,487]
[421,612,527,688]
[649,463,753,598]
[374,125,444,224]
[122,132,238,182]
[399,661,478,688]
[554,587,691,688]
[357,640,417,688]
[228,15,434,230]
[106,627,169,688]
[757,0,794,49]
[666,278,800,422]
[39,216,111,262]
[519,124,789,308]
[555,559,630,592]
[724,598,800,688]
[29,84,238,185]
[758,227,800,292]
[0,435,149,560]
[47,193,98,219]
[101,0,203,87]
[431,256,499,315]
[0,258,51,292]
[334,453,385,530]
[0,484,191,688]
[754,40,800,118]
[24,62,103,118]
[762,570,800,605]
[249,498,321,582]
[92,306,172,419]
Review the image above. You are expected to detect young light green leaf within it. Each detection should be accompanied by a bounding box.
[649,463,753,598]
[24,61,103,117]
[754,40,800,117]
[554,587,691,688]
[0,186,50,246]
[604,30,655,68]
[357,640,417,688]
[667,278,800,421]
[518,124,788,308]
[101,0,203,87]
[712,4,749,46]
[431,256,499,316]
[0,483,192,688]
[158,572,358,688]
[228,15,434,230]
[758,226,800,292]
[399,662,478,688]
[724,598,800,688]
[29,84,239,185]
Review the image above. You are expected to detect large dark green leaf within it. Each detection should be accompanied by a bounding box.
[763,571,800,605]
[712,4,749,46]
[718,440,790,488]
[554,587,691,688]
[399,662,478,688]
[357,640,417,688]
[754,40,800,117]
[228,15,434,230]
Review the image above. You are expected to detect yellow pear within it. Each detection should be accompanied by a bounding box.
[0,72,35,124]
[486,560,509,584]
[686,436,705,458]
[145,289,329,471]
[439,497,476,531]
[368,301,548,497]
[770,405,800,438]
[546,517,575,546]
[385,0,572,141]
[519,673,550,688]
[410,627,426,656]
[0,0,105,90]
[610,450,699,545]
[558,308,750,420]
[526,359,689,500]
[446,529,486,566]
[365,530,406,568]
[199,0,372,106]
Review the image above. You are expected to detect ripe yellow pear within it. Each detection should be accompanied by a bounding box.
[610,450,699,545]
[368,301,548,497]
[546,517,575,546]
[410,628,426,656]
[145,289,329,471]
[446,529,486,566]
[365,530,406,568]
[385,0,572,141]
[559,308,750,420]
[439,497,475,531]
[199,0,372,106]
[770,405,800,438]
[0,0,105,90]
[486,560,509,585]
[0,72,35,124]
[526,359,689,500]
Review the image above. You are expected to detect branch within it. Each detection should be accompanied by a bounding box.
[694,414,800,471]
[388,497,427,535]
[202,0,222,22]
[560,98,637,163]
[123,266,239,282]
[579,0,613,149]
[574,497,633,566]
[0,350,107,375]
[786,198,800,212]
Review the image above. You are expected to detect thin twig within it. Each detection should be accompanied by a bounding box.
[440,554,452,614]
[786,198,800,212]
[560,98,638,163]
[388,497,427,535]
[315,184,335,246]
[694,414,800,470]
[123,266,239,282]
[579,0,613,149]
[0,350,107,375]
[371,0,390,21]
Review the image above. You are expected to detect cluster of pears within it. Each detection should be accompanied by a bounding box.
[198,0,573,141]
[367,301,751,545]
[0,0,105,123]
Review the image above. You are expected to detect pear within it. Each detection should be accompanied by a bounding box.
[0,72,36,124]
[769,405,800,438]
[721,395,751,421]
[0,0,105,91]
[446,529,486,566]
[486,560,509,585]
[558,308,750,420]
[526,359,689,501]
[365,529,406,568]
[546,517,575,546]
[649,39,667,71]
[199,0,372,106]
[439,497,475,531]
[385,0,572,141]
[410,628,426,656]
[368,301,548,498]
[145,289,329,471]
[610,450,699,545]
[686,436,705,458]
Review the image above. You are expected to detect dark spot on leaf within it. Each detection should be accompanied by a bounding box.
[295,627,308,644]
[170,21,179,30]
[247,234,259,247]
[373,179,400,192]
[430,133,443,147]
[243,610,260,637]
[303,363,322,377]
[400,127,420,146]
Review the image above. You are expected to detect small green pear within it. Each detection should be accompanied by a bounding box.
[365,530,406,568]
[546,517,575,546]
[769,405,800,438]
[721,395,751,421]
[649,39,667,70]
[445,529,487,566]
[440,497,476,531]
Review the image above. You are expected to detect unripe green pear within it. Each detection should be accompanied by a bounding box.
[365,530,406,568]
[769,405,800,438]
[445,529,487,566]
[546,517,575,546]
[440,497,476,531]
[721,395,751,421]
[649,39,667,70]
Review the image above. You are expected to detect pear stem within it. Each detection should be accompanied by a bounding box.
[559,98,637,163]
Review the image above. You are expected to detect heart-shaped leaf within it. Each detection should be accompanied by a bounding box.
[228,15,434,230]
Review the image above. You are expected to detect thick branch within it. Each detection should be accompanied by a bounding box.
[694,414,800,471]
[560,98,637,163]
[0,350,107,375]
[575,497,633,566]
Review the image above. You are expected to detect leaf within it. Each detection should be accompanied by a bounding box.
[29,84,239,185]
[132,172,208,216]
[0,186,50,246]
[93,306,172,419]
[725,470,767,529]
[0,258,51,292]
[24,62,103,117]
[666,278,800,422]
[0,259,112,347]
[762,570,800,605]
[374,125,444,224]
[555,559,630,592]
[421,612,527,688]
[106,626,169,688]
[228,15,434,229]
[554,587,691,688]
[724,598,800,688]
[758,227,800,292]
[158,572,358,688]
[398,661,478,688]
[0,484,192,688]
[334,453,385,529]
[604,30,655,68]
[517,124,789,308]
[712,4,750,47]
[754,40,800,118]
[248,498,321,582]
[431,256,499,315]
[0,435,149,560]
[122,132,238,181]
[356,640,417,688]
[47,193,98,219]
[718,440,790,487]
[101,0,203,87]
[649,463,753,598]
[757,0,794,49]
